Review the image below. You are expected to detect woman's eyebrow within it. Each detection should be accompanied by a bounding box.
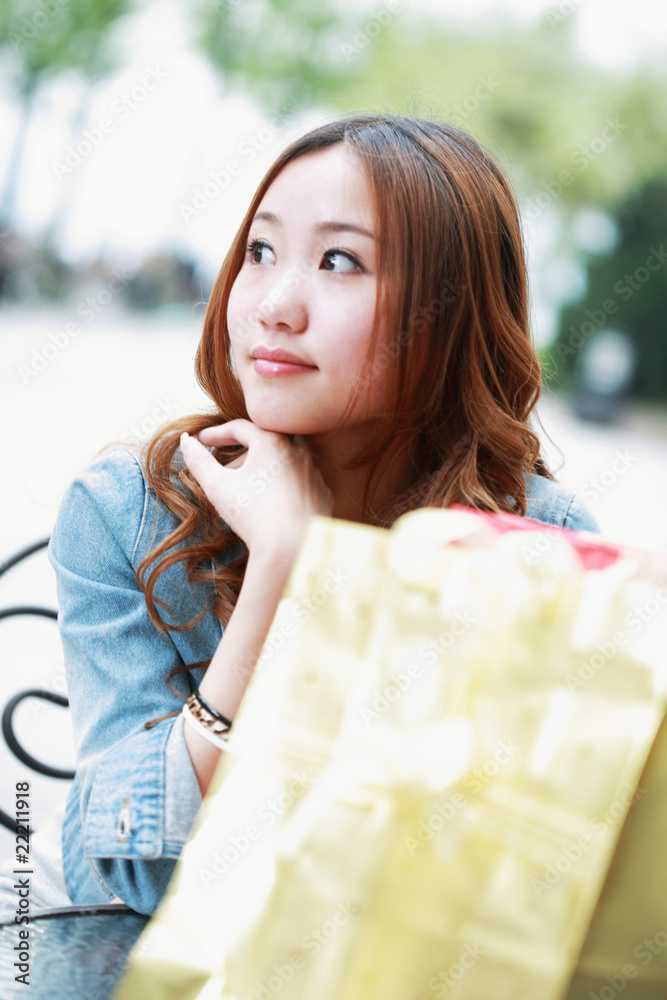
[252,210,374,240]
[316,221,374,240]
[253,210,280,225]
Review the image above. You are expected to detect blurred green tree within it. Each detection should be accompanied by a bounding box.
[328,9,667,215]
[0,0,131,227]
[193,3,667,244]
[552,179,667,401]
[322,5,667,399]
[192,0,375,114]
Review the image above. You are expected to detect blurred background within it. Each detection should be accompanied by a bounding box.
[1,0,667,847]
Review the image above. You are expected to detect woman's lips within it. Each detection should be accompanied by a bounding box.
[251,347,318,377]
[253,359,317,376]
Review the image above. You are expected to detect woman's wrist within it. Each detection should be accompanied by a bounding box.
[246,519,312,569]
[183,522,310,795]
[197,544,296,714]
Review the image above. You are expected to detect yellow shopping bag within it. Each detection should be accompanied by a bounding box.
[114,508,667,1000]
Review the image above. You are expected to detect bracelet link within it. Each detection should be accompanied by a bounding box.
[182,696,233,752]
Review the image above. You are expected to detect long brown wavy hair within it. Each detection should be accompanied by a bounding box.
[138,114,550,634]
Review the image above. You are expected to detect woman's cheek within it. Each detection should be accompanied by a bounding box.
[227,284,252,350]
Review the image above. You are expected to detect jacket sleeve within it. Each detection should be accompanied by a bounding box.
[48,446,214,914]
[524,473,601,534]
[562,495,601,533]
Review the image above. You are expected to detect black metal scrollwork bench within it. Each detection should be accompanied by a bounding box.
[0,540,148,1000]
[0,538,72,833]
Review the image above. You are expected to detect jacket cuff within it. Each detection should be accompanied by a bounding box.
[83,718,192,860]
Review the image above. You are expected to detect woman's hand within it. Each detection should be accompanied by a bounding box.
[180,420,333,559]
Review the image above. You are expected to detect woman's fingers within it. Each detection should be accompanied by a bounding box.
[197,420,264,450]
[180,422,331,553]
[179,433,226,500]
[195,420,294,474]
[181,431,245,517]
[180,426,282,527]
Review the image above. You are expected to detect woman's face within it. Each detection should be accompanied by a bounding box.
[227,145,389,445]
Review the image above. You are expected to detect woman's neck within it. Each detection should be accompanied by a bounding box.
[300,430,413,525]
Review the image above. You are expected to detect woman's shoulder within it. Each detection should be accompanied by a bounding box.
[523,472,600,533]
[69,442,148,496]
[52,444,148,549]
[49,443,224,652]
[49,443,185,571]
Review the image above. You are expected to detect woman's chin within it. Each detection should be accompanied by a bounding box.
[244,405,316,437]
[247,413,306,436]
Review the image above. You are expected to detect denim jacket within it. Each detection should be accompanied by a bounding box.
[48,445,599,916]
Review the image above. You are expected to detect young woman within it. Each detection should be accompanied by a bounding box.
[0,114,598,921]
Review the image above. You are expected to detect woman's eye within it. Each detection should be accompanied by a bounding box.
[247,240,275,265]
[321,250,362,274]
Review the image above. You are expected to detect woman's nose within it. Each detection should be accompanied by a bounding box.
[257,265,308,333]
